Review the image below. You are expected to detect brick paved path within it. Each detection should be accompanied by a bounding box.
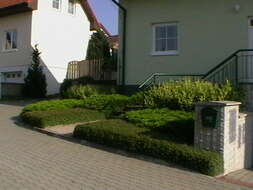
[0,101,251,190]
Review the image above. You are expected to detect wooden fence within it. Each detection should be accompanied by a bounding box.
[66,60,116,81]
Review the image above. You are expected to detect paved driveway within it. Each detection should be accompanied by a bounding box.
[0,101,251,190]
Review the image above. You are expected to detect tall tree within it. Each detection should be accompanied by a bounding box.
[86,30,116,71]
[24,45,47,98]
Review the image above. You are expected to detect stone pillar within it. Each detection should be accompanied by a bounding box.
[195,101,241,175]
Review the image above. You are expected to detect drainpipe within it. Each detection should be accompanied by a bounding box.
[111,0,126,87]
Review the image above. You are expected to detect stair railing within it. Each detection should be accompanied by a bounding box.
[139,73,204,89]
[203,49,253,85]
[139,49,253,89]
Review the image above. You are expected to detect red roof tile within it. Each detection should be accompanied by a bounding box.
[0,0,33,9]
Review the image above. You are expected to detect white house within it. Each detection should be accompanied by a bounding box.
[0,0,101,96]
[117,0,253,98]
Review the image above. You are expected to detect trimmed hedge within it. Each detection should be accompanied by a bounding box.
[21,108,106,128]
[22,99,84,113]
[132,80,244,111]
[74,119,223,176]
[125,108,194,144]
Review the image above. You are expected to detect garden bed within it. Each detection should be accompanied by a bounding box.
[74,119,223,176]
[21,108,106,128]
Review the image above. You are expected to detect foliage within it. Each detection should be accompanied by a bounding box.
[60,76,94,97]
[134,80,244,111]
[86,30,116,72]
[24,45,47,98]
[62,85,98,99]
[74,119,223,176]
[81,94,130,118]
[21,108,105,128]
[22,99,84,113]
[125,108,194,144]
[22,94,131,118]
[60,76,117,98]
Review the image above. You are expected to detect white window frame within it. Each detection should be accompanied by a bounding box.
[3,29,18,52]
[68,0,76,15]
[52,0,61,10]
[152,23,179,56]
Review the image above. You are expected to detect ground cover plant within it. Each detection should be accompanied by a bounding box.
[22,99,85,113]
[80,94,131,117]
[21,108,105,128]
[74,119,223,176]
[125,108,194,144]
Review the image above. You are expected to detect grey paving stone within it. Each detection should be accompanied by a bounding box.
[0,101,252,190]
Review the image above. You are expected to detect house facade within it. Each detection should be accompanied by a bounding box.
[0,0,100,96]
[118,0,253,91]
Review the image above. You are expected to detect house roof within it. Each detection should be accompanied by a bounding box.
[0,0,34,9]
[0,0,113,37]
[0,0,37,17]
[81,0,100,31]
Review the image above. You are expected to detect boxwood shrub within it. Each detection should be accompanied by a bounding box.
[74,119,223,176]
[21,108,106,128]
[125,108,194,144]
[22,99,85,113]
[132,80,244,111]
[81,94,130,117]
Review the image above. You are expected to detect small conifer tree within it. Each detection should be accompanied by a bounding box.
[24,45,47,98]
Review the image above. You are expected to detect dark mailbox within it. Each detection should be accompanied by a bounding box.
[201,107,218,129]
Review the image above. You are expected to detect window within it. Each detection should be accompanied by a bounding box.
[153,23,178,55]
[4,72,22,79]
[68,0,76,14]
[4,30,17,51]
[53,0,61,9]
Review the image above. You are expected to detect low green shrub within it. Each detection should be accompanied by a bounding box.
[21,108,105,128]
[133,80,244,111]
[62,85,98,99]
[22,94,131,118]
[81,94,130,117]
[60,76,94,97]
[125,108,194,144]
[74,119,223,176]
[62,84,117,99]
[60,76,117,98]
[22,99,84,113]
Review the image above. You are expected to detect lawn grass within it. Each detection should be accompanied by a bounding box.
[21,108,106,128]
[74,119,223,176]
[125,108,194,144]
[22,99,85,113]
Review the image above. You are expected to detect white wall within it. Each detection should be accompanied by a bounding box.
[31,0,92,95]
[0,12,32,80]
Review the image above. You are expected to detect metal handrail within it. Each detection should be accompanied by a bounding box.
[139,49,253,89]
[203,49,253,79]
[139,73,204,89]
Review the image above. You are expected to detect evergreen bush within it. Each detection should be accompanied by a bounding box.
[24,45,47,98]
[132,80,244,111]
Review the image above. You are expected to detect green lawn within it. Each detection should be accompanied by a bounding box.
[21,108,106,128]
